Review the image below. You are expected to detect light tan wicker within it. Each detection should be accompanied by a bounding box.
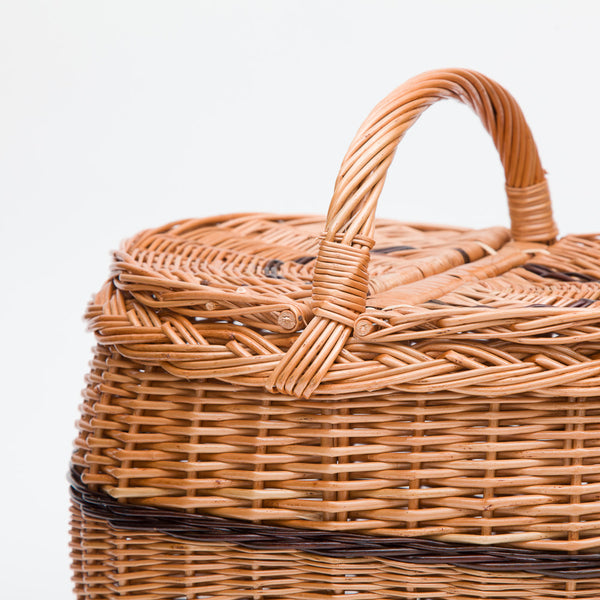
[70,68,600,599]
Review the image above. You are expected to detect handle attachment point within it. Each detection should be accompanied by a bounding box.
[269,68,558,398]
[506,179,557,243]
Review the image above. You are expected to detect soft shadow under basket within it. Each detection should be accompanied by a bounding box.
[70,68,600,599]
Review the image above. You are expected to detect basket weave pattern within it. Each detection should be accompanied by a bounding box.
[73,218,600,550]
[70,69,600,599]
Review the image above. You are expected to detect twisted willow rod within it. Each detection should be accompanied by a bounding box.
[69,467,600,580]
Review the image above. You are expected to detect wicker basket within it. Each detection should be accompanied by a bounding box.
[70,68,600,599]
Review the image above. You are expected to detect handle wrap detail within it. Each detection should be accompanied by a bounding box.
[506,180,556,242]
[312,240,372,327]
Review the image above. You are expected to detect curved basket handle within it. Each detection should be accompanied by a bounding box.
[267,68,557,398]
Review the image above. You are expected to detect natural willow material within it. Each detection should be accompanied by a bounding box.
[71,69,600,599]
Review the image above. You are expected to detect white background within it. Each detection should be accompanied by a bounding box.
[2,1,600,597]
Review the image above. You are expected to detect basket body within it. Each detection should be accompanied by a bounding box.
[70,70,600,598]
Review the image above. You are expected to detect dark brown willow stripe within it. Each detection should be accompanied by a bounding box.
[69,467,600,580]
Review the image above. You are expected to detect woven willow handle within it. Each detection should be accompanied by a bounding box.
[267,68,557,398]
[325,68,556,245]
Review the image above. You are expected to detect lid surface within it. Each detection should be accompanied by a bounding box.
[87,212,600,397]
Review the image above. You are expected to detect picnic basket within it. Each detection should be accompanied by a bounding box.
[69,68,600,599]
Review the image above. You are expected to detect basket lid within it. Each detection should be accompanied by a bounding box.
[86,69,600,399]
